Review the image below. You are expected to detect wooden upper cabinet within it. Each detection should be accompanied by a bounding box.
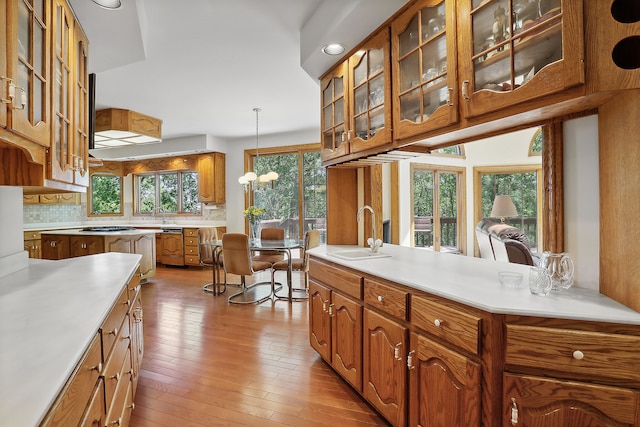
[392,0,459,142]
[348,27,392,154]
[321,61,349,162]
[72,23,89,187]
[1,0,51,145]
[196,152,225,204]
[457,0,585,118]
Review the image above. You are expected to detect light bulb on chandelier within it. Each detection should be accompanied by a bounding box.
[239,108,278,192]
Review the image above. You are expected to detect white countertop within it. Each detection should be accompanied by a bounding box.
[41,228,160,236]
[24,222,226,231]
[0,253,142,427]
[308,244,640,325]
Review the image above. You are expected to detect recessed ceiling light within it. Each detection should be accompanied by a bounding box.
[322,43,346,56]
[91,0,122,10]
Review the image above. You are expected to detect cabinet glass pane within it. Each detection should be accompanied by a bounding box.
[421,4,446,43]
[334,98,344,125]
[18,2,29,59]
[354,53,367,87]
[399,15,419,57]
[334,125,344,148]
[370,106,384,136]
[355,114,367,140]
[421,34,447,83]
[323,81,333,107]
[18,63,28,110]
[323,131,333,151]
[400,53,420,92]
[400,88,420,122]
[369,75,384,108]
[422,82,448,120]
[335,77,344,98]
[323,106,332,130]
[34,20,44,74]
[355,85,368,115]
[473,1,509,57]
[33,0,45,17]
[369,48,384,76]
[34,78,43,123]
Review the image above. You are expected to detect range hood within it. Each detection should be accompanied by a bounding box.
[93,108,162,149]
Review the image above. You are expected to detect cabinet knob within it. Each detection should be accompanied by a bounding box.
[377,295,384,303]
[111,372,120,381]
[447,87,454,107]
[91,362,102,373]
[434,318,443,327]
[109,417,122,426]
[462,80,470,101]
[572,350,584,360]
[108,327,118,336]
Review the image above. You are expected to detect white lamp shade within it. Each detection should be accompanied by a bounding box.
[490,195,518,218]
[259,174,270,183]
[244,171,257,182]
[266,171,279,181]
[238,176,248,185]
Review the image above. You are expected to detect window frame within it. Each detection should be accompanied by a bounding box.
[88,172,124,217]
[133,170,202,217]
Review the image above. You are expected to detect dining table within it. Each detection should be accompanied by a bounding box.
[203,237,303,303]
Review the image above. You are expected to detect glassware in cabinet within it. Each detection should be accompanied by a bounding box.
[392,0,459,142]
[460,0,584,118]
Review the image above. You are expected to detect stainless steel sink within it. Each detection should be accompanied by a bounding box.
[329,249,391,260]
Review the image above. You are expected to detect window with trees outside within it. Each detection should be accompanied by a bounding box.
[90,174,123,215]
[134,171,201,216]
[247,145,326,242]
[474,165,542,252]
[411,164,465,253]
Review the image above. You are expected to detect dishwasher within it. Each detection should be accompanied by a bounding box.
[160,228,185,266]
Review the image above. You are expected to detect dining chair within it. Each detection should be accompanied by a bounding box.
[271,229,321,302]
[252,227,285,265]
[197,227,226,294]
[222,233,274,304]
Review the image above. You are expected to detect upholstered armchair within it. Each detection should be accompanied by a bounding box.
[476,219,537,266]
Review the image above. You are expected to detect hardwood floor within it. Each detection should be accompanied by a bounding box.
[129,265,388,427]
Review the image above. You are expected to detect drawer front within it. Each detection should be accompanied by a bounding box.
[411,294,481,355]
[309,259,362,300]
[364,278,408,321]
[183,228,198,237]
[23,230,41,240]
[42,333,102,427]
[101,287,130,359]
[127,269,141,302]
[105,349,134,427]
[184,236,198,246]
[80,378,105,427]
[185,255,200,266]
[506,324,640,384]
[104,319,131,408]
[184,245,198,256]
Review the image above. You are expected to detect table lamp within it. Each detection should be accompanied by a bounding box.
[490,195,518,223]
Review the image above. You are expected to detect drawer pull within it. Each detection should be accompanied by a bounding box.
[129,402,136,410]
[394,342,402,361]
[108,327,118,336]
[572,350,585,360]
[434,319,443,328]
[377,295,384,303]
[109,417,122,426]
[328,304,335,317]
[91,362,103,373]
[322,300,329,313]
[111,372,120,381]
[407,350,416,370]
[510,398,518,425]
[124,299,131,306]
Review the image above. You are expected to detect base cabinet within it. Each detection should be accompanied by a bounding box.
[409,332,481,427]
[104,234,156,280]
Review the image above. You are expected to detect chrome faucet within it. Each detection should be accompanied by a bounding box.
[357,205,382,252]
[154,206,167,224]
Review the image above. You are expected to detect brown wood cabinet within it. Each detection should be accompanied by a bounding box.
[309,256,640,427]
[183,228,200,266]
[196,152,225,204]
[41,234,70,260]
[0,0,89,192]
[41,267,143,427]
[70,235,104,257]
[160,232,184,266]
[104,233,156,280]
[38,193,80,204]
[24,230,42,258]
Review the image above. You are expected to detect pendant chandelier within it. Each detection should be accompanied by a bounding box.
[238,108,278,192]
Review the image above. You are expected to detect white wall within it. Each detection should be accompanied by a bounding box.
[563,115,599,290]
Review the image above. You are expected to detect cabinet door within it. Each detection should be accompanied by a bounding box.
[349,27,392,153]
[331,291,362,392]
[458,0,584,118]
[161,233,184,266]
[3,0,51,144]
[133,233,156,279]
[41,235,69,259]
[363,308,408,427]
[197,152,225,204]
[129,289,144,397]
[72,23,89,187]
[392,0,459,140]
[408,332,481,427]
[309,280,332,361]
[321,61,349,162]
[504,373,640,427]
[70,235,104,257]
[49,0,74,184]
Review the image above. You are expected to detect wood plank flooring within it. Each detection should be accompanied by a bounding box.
[129,265,388,427]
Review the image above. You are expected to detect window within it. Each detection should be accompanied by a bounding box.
[529,128,543,155]
[246,144,325,241]
[474,165,542,252]
[411,164,465,253]
[89,174,123,216]
[134,171,201,215]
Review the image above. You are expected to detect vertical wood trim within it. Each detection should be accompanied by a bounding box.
[326,167,358,245]
[542,123,564,253]
[364,165,383,247]
[599,89,640,312]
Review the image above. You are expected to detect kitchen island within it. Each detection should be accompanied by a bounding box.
[0,252,143,427]
[307,244,640,427]
[40,227,158,281]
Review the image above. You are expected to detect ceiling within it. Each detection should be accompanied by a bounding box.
[68,0,407,159]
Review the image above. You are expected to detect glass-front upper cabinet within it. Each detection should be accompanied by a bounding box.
[348,28,392,154]
[321,62,349,162]
[458,0,584,118]
[392,0,459,142]
[1,0,51,144]
[72,23,89,187]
